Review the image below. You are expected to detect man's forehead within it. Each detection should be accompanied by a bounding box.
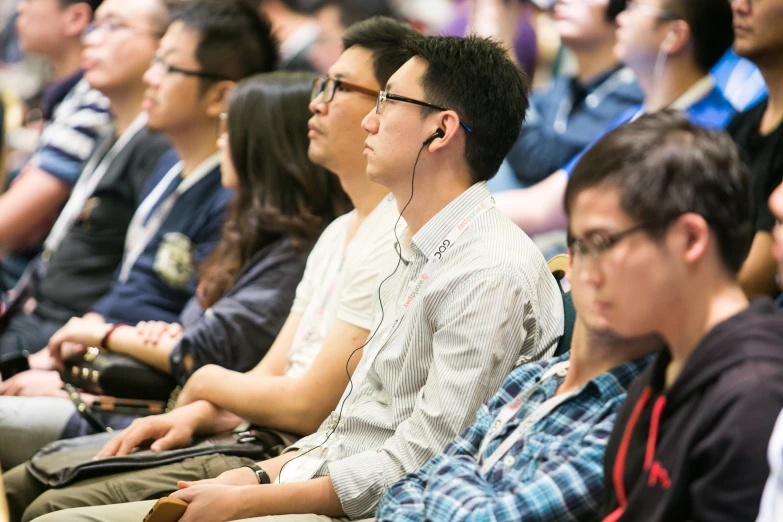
[327,46,377,85]
[384,58,423,94]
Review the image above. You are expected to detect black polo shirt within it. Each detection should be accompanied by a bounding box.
[35,129,171,321]
[728,99,783,232]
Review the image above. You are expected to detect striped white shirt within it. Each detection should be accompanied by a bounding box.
[285,182,564,519]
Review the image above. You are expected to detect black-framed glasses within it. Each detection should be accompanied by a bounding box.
[149,55,228,82]
[568,223,654,259]
[83,21,164,41]
[625,0,680,20]
[376,90,473,134]
[311,77,378,104]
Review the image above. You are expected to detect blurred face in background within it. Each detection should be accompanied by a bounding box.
[731,0,783,64]
[308,4,346,74]
[82,0,163,95]
[614,0,678,72]
[554,0,616,50]
[17,0,90,56]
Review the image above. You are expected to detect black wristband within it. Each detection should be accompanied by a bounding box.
[242,464,270,485]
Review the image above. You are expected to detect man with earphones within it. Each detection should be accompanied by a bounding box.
[493,1,739,243]
[38,33,562,522]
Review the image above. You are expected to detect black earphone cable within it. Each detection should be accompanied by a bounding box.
[276,140,429,482]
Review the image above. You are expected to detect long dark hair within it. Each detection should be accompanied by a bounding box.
[198,71,352,309]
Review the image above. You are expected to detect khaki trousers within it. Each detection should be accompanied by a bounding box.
[4,454,255,522]
[31,503,371,522]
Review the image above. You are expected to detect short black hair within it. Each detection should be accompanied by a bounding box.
[342,16,417,87]
[606,0,627,22]
[663,0,734,72]
[169,0,278,86]
[565,110,754,275]
[323,0,398,29]
[403,34,531,183]
[60,0,102,14]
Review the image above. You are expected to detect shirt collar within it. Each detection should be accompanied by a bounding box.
[41,70,84,121]
[177,152,222,194]
[409,181,492,260]
[585,353,657,400]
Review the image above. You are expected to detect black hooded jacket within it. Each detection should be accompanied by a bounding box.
[601,298,783,522]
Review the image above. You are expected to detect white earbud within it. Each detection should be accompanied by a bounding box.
[662,31,677,53]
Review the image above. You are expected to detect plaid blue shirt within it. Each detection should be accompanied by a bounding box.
[376,353,653,522]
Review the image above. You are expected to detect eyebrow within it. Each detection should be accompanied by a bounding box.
[385,82,394,92]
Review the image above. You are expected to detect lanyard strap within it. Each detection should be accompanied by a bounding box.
[43,113,148,258]
[341,195,495,413]
[478,360,571,475]
[118,152,220,283]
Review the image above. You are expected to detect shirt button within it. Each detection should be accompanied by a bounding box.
[503,456,515,467]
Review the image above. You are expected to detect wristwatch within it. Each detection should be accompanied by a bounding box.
[243,464,271,485]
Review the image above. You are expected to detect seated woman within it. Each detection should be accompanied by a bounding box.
[0,71,350,469]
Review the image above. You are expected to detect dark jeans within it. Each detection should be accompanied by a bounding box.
[0,311,66,357]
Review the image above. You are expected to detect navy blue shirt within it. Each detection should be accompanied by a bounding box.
[506,66,644,185]
[92,150,232,325]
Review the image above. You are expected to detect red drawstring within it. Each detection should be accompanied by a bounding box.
[644,396,667,471]
[602,386,653,522]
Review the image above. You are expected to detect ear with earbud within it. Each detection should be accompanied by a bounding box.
[423,128,445,146]
[662,31,677,53]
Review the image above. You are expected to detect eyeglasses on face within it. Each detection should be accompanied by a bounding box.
[149,55,228,82]
[625,0,680,21]
[310,77,378,104]
[568,223,656,259]
[376,91,473,134]
[83,21,163,42]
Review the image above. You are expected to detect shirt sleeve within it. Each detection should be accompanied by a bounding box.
[328,272,537,519]
[407,413,614,522]
[28,86,111,186]
[376,396,497,521]
[168,247,305,384]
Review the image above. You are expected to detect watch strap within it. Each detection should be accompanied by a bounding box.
[242,464,270,485]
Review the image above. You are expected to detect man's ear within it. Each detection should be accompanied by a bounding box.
[63,2,93,39]
[674,212,711,267]
[425,110,464,153]
[204,81,237,119]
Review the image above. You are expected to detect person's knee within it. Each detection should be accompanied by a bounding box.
[21,488,75,522]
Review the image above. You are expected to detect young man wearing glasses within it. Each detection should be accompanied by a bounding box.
[562,110,783,522]
[1,0,111,285]
[3,16,414,522]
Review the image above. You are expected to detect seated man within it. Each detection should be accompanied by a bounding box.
[376,271,659,521]
[497,0,644,189]
[2,0,111,285]
[723,0,783,298]
[26,31,564,522]
[563,111,783,522]
[3,16,412,522]
[495,0,734,233]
